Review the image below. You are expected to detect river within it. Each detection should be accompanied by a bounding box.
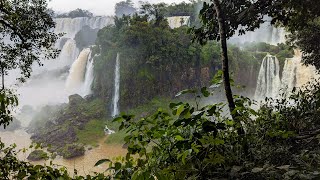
[0,130,127,176]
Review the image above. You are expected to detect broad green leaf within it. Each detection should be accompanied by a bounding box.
[94,159,110,166]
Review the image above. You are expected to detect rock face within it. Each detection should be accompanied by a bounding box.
[29,95,105,158]
[69,94,84,106]
[27,150,48,161]
[61,143,85,159]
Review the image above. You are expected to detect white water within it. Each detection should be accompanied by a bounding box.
[167,16,190,29]
[66,48,91,94]
[10,17,113,108]
[281,50,319,95]
[54,17,114,38]
[81,52,94,96]
[254,54,281,100]
[112,53,120,117]
[255,50,319,100]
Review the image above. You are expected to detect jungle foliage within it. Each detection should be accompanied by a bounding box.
[0,0,319,179]
[92,12,292,112]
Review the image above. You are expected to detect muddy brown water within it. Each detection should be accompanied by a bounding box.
[0,130,127,176]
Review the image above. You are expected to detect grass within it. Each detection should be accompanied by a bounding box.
[105,130,127,145]
[104,97,175,145]
[125,97,174,116]
[76,97,177,146]
[76,119,105,147]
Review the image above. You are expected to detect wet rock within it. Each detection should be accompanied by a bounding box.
[69,94,84,106]
[61,143,85,159]
[27,150,48,161]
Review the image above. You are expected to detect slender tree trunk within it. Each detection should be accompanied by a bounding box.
[1,62,4,91]
[212,0,236,116]
[195,50,201,87]
[213,0,247,155]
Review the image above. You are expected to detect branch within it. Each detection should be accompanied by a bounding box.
[294,129,320,140]
[0,19,26,43]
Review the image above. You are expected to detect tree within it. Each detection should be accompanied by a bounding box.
[55,8,93,18]
[0,0,60,127]
[192,0,263,121]
[140,3,167,26]
[115,0,136,18]
[266,0,320,69]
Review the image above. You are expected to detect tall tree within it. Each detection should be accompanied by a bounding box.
[192,0,263,120]
[0,0,60,127]
[115,0,136,17]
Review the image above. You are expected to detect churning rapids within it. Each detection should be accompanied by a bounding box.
[0,15,318,175]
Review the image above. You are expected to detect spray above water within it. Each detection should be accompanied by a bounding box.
[112,53,120,117]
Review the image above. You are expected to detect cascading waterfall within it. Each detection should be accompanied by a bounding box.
[254,54,281,100]
[54,17,114,38]
[281,50,319,95]
[255,50,319,100]
[112,53,120,117]
[66,48,91,93]
[81,51,94,96]
[12,16,113,107]
[167,16,190,29]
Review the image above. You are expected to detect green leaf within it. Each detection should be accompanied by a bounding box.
[201,87,210,97]
[94,159,110,166]
[175,89,197,97]
[175,135,185,141]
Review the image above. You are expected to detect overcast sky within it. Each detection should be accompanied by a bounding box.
[48,0,187,16]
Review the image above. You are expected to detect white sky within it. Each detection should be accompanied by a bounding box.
[48,0,188,16]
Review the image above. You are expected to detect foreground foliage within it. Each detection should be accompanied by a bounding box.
[2,82,320,179]
[102,82,320,179]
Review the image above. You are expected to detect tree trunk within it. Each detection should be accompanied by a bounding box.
[212,0,236,116]
[195,50,201,87]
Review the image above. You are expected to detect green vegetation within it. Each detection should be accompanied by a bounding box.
[2,0,320,179]
[76,119,105,147]
[28,95,107,157]
[105,130,126,145]
[92,12,293,111]
[99,81,320,179]
[27,150,48,161]
[61,143,85,159]
[115,0,136,17]
[55,9,93,18]
[105,97,175,145]
[0,0,60,128]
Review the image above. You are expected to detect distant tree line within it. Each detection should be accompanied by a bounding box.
[55,8,93,18]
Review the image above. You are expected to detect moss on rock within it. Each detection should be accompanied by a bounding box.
[27,150,48,161]
[61,143,85,159]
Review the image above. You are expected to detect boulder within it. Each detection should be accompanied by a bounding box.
[68,94,84,106]
[61,143,85,159]
[27,150,48,161]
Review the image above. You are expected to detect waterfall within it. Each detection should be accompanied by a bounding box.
[54,17,114,38]
[81,52,94,96]
[112,53,120,117]
[281,50,319,95]
[167,16,190,29]
[12,17,114,107]
[254,50,319,100]
[254,54,281,100]
[66,48,91,93]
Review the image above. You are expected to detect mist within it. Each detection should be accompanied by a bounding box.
[48,0,187,16]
